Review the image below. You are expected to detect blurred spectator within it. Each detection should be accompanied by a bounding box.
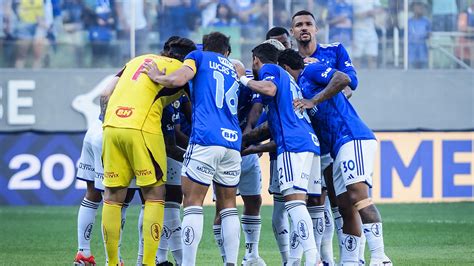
[231,0,262,39]
[60,0,86,67]
[12,0,53,68]
[211,3,239,27]
[456,2,474,67]
[408,1,430,69]
[199,0,219,28]
[327,0,353,53]
[158,0,198,44]
[431,0,458,32]
[115,0,149,63]
[84,0,114,67]
[352,0,383,68]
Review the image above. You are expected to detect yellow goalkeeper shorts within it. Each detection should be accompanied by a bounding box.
[102,127,167,188]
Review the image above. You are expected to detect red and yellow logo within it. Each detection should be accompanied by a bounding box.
[115,106,134,118]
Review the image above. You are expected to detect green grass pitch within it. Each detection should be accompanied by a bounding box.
[0,202,473,265]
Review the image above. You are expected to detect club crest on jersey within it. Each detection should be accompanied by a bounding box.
[115,106,134,118]
[173,100,180,109]
[221,128,239,142]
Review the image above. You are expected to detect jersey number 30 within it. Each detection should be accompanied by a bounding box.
[213,71,239,115]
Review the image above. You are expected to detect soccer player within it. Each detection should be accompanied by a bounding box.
[281,48,391,266]
[238,42,321,266]
[291,10,360,264]
[101,38,196,266]
[142,32,242,266]
[266,26,292,49]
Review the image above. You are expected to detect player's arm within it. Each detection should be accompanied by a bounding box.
[294,71,351,110]
[99,72,121,119]
[342,87,353,99]
[142,61,195,88]
[164,131,186,162]
[337,44,358,90]
[242,141,277,156]
[243,102,263,134]
[174,123,189,149]
[242,121,271,145]
[240,78,277,97]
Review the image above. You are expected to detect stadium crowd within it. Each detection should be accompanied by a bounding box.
[1,0,474,69]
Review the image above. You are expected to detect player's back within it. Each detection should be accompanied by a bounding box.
[259,64,320,155]
[104,54,183,134]
[299,62,374,157]
[185,50,241,150]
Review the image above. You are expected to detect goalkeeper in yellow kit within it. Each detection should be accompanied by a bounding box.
[100,38,196,266]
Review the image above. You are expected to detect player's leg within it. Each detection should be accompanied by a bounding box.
[280,152,320,266]
[180,143,218,266]
[269,159,290,264]
[239,154,265,265]
[136,190,145,266]
[321,161,336,265]
[214,148,242,266]
[307,193,326,257]
[213,203,226,263]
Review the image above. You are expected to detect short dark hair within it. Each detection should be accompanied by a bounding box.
[277,49,304,70]
[203,32,231,55]
[167,37,197,61]
[292,10,315,21]
[163,36,180,53]
[266,27,290,40]
[252,43,280,64]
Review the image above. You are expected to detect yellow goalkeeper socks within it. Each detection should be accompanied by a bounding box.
[102,200,122,266]
[143,200,165,265]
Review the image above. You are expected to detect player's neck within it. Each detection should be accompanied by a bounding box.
[298,40,317,58]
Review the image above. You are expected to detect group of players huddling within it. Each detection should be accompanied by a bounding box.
[73,10,392,266]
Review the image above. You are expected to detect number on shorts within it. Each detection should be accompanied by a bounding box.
[342,160,355,173]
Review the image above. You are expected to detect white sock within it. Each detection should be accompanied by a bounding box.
[307,205,325,254]
[288,225,303,265]
[272,196,290,264]
[137,204,144,265]
[220,208,240,265]
[181,206,203,266]
[321,201,335,265]
[167,202,183,265]
[340,232,360,265]
[285,200,319,265]
[118,202,128,261]
[241,215,261,260]
[77,198,100,257]
[332,207,344,259]
[363,223,387,260]
[359,228,366,264]
[213,224,226,263]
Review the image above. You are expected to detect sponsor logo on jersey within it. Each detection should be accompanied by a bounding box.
[183,226,195,245]
[104,171,119,179]
[344,235,357,251]
[78,163,94,171]
[151,223,161,241]
[223,170,240,176]
[321,67,333,78]
[345,61,353,67]
[218,56,234,70]
[115,106,134,118]
[135,169,152,177]
[221,128,239,142]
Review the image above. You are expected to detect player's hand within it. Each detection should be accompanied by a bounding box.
[232,60,246,78]
[293,98,315,111]
[241,144,257,156]
[141,61,165,82]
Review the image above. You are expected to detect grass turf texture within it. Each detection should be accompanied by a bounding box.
[0,202,473,265]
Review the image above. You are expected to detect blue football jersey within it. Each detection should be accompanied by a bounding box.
[185,50,242,150]
[177,94,192,136]
[310,42,358,90]
[162,98,183,137]
[259,64,320,155]
[298,62,375,158]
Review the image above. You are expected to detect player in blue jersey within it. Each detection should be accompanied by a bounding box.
[292,9,361,265]
[238,42,321,266]
[266,26,292,49]
[142,32,242,266]
[280,49,392,266]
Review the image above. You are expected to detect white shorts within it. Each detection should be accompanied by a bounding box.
[181,143,242,187]
[268,159,281,195]
[352,29,379,58]
[238,154,262,196]
[166,157,182,186]
[320,153,333,189]
[333,140,377,196]
[277,151,321,196]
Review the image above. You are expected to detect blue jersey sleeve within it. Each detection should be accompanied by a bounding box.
[184,50,203,69]
[259,64,280,87]
[336,44,358,90]
[304,63,337,86]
